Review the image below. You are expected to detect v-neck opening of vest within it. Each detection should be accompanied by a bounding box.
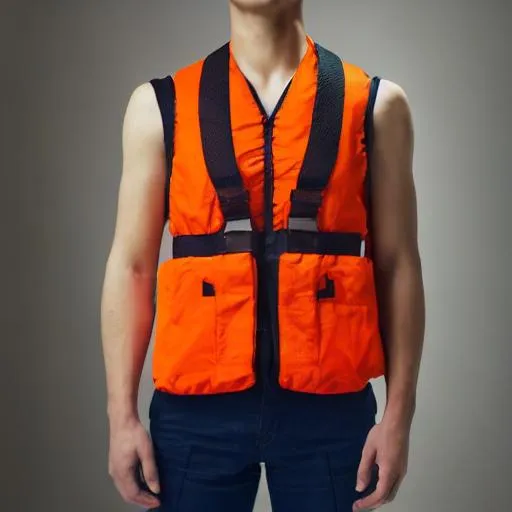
[229,34,313,123]
[243,76,293,122]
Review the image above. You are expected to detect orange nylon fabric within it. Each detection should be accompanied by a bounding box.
[168,59,224,236]
[153,36,386,395]
[153,253,257,394]
[317,62,372,237]
[278,253,385,393]
[271,36,318,230]
[228,46,266,231]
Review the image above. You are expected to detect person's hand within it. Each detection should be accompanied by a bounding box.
[352,416,410,511]
[108,415,161,509]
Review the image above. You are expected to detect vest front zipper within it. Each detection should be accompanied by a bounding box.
[262,115,280,382]
[263,119,274,239]
[244,78,293,383]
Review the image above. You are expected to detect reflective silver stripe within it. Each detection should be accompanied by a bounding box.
[225,218,252,232]
[287,217,319,232]
[360,239,366,257]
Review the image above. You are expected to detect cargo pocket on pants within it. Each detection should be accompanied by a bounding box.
[277,253,386,394]
[153,252,257,394]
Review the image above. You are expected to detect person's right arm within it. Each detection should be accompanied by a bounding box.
[100,81,166,509]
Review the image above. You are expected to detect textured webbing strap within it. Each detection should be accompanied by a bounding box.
[273,230,363,256]
[173,231,261,258]
[199,44,251,222]
[149,75,176,221]
[289,43,345,222]
[172,230,363,258]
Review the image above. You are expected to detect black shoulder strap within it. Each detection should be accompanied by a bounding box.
[149,75,176,221]
[363,76,381,243]
[198,44,251,223]
[289,43,345,221]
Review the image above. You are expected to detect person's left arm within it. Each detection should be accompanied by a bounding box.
[353,79,426,512]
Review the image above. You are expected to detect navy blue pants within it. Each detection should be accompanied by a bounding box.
[148,324,379,511]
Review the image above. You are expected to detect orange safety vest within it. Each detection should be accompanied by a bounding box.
[149,35,386,396]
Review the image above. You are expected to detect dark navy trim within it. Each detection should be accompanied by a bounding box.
[363,76,381,248]
[244,74,293,122]
[149,75,176,221]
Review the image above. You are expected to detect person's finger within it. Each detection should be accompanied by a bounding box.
[115,466,160,508]
[139,440,161,495]
[353,469,397,511]
[355,443,376,492]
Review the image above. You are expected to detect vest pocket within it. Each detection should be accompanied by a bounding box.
[278,253,386,394]
[154,252,257,394]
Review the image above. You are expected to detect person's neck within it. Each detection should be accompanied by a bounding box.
[229,3,307,85]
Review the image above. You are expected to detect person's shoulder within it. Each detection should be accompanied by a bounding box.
[374,79,412,128]
[124,47,215,133]
[375,80,409,113]
[121,81,163,148]
[128,81,161,110]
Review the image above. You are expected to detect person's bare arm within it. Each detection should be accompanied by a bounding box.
[100,81,166,509]
[354,79,425,512]
[372,79,425,426]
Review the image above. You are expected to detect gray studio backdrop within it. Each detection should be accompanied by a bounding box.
[3,0,510,511]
